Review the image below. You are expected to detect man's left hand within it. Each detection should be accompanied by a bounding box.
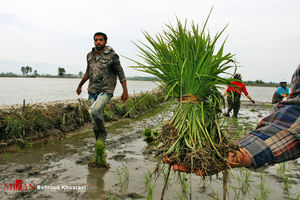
[121,91,129,103]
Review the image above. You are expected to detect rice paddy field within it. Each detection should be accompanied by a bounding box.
[0,101,299,200]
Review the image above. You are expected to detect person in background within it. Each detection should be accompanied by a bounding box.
[272,80,290,104]
[223,73,255,118]
[76,32,128,144]
[169,65,300,176]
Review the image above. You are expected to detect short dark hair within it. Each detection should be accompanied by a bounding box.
[94,32,107,41]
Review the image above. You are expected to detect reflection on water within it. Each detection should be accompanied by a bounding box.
[0,77,276,105]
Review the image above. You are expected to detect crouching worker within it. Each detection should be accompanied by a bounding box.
[272,80,290,104]
[167,65,300,176]
[76,32,128,143]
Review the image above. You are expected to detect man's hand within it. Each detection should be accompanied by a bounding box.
[76,86,82,95]
[121,91,129,103]
[165,148,253,176]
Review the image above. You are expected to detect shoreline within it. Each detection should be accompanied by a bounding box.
[0,89,166,147]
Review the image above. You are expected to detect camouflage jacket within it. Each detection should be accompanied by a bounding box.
[85,46,126,94]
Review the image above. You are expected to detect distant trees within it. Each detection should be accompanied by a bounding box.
[78,71,83,77]
[58,67,66,77]
[21,66,25,75]
[245,80,278,87]
[21,66,33,76]
[33,70,39,76]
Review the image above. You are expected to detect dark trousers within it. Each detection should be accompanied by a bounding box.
[226,92,241,118]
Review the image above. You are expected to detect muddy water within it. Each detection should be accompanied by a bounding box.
[0,102,300,200]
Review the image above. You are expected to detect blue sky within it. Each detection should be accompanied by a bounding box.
[0,0,300,82]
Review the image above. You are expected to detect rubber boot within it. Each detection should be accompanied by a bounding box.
[95,118,107,144]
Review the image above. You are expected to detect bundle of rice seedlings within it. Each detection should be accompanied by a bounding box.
[88,140,109,168]
[131,12,239,176]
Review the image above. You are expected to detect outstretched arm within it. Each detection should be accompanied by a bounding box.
[246,94,255,103]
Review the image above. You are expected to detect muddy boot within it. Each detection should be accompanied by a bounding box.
[96,118,107,144]
[93,127,100,141]
[232,113,238,119]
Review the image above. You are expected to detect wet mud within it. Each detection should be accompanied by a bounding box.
[0,101,299,200]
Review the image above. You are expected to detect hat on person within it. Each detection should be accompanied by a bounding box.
[280,79,287,83]
[234,73,242,80]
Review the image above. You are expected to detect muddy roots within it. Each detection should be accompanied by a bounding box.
[160,123,239,176]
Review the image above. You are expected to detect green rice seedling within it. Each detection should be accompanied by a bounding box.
[117,164,129,192]
[144,170,154,200]
[103,109,114,121]
[276,163,287,178]
[231,167,253,199]
[130,9,238,177]
[143,127,159,143]
[109,194,117,200]
[88,140,109,168]
[17,146,22,155]
[51,139,56,147]
[283,175,290,196]
[115,102,127,117]
[2,151,8,162]
[41,142,45,150]
[178,173,190,200]
[28,142,33,149]
[255,173,270,200]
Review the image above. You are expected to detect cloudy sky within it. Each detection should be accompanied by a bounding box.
[0,0,299,82]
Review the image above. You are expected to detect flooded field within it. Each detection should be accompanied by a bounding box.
[0,102,299,200]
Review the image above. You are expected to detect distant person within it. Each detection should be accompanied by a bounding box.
[76,32,128,143]
[223,73,255,118]
[272,80,290,104]
[168,64,300,176]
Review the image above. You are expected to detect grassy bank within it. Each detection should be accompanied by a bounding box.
[0,89,165,147]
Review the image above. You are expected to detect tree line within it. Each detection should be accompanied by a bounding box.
[0,66,84,78]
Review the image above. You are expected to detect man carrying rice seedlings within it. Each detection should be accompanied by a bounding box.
[223,73,255,118]
[171,65,300,176]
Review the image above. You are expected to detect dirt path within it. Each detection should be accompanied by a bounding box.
[0,101,299,200]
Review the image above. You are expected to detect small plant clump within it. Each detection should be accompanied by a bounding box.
[88,140,109,168]
[143,128,159,143]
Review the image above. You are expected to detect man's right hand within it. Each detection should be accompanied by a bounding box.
[76,86,82,95]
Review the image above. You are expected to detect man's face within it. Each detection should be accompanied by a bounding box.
[94,35,107,51]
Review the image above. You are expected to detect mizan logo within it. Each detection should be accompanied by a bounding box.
[4,179,35,191]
